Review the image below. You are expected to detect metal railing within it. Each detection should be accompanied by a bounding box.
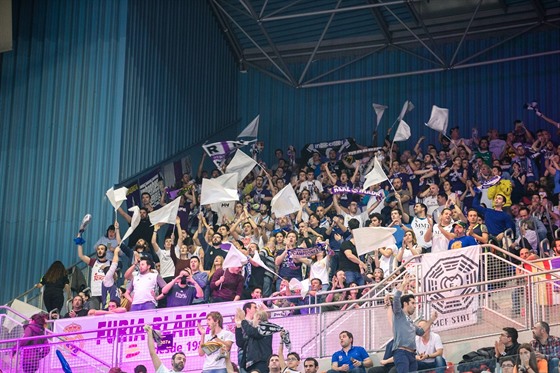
[2,244,560,372]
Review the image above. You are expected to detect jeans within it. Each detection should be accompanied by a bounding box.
[263,276,274,298]
[327,368,365,373]
[549,358,559,373]
[203,370,227,373]
[345,271,365,286]
[417,356,446,373]
[394,349,418,373]
[130,301,156,311]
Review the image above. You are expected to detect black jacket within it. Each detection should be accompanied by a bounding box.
[236,320,273,368]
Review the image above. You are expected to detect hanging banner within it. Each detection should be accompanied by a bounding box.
[421,245,479,331]
[300,137,359,162]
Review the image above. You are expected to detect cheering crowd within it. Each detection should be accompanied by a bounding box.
[33,119,560,372]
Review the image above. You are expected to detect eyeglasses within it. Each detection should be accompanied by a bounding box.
[501,364,514,368]
[287,358,299,361]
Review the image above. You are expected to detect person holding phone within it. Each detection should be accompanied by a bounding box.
[157,268,203,307]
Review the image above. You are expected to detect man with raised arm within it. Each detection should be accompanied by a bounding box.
[144,325,185,372]
[392,274,438,373]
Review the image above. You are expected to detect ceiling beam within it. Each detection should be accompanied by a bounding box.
[450,0,483,66]
[240,0,298,85]
[212,0,295,84]
[529,0,546,21]
[261,0,418,22]
[382,4,446,67]
[302,46,388,85]
[298,0,343,85]
[207,0,244,63]
[300,49,560,88]
[366,0,392,43]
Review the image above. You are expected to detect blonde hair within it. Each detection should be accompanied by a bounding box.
[252,310,269,327]
[208,255,224,279]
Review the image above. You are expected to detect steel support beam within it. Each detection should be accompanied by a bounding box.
[450,0,483,66]
[298,0,343,85]
[261,0,417,22]
[300,49,560,88]
[212,0,295,84]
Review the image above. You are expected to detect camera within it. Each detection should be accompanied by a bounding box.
[180,276,188,285]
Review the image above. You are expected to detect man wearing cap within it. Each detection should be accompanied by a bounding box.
[448,222,477,250]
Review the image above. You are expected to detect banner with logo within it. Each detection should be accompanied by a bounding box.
[300,137,359,162]
[51,300,316,371]
[421,245,479,331]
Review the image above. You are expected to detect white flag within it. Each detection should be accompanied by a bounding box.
[106,186,128,211]
[425,105,449,133]
[200,174,239,206]
[223,245,249,269]
[148,197,181,226]
[271,184,300,218]
[252,251,280,278]
[363,158,388,189]
[372,103,387,126]
[226,150,258,182]
[394,120,411,142]
[353,227,397,256]
[121,206,141,243]
[237,115,260,138]
[397,100,415,121]
[288,278,310,298]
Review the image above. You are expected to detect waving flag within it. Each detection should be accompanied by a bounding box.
[353,227,397,256]
[425,105,449,134]
[372,103,388,127]
[237,115,260,139]
[106,186,128,211]
[223,244,249,269]
[363,158,388,189]
[148,197,181,226]
[226,150,258,181]
[200,174,239,205]
[203,140,253,169]
[271,184,300,218]
[121,206,140,243]
[397,100,415,121]
[394,120,411,142]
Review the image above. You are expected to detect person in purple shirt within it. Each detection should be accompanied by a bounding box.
[210,266,244,302]
[158,269,204,307]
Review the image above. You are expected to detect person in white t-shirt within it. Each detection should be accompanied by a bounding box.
[424,208,455,254]
[197,311,235,373]
[415,319,446,373]
[144,325,185,372]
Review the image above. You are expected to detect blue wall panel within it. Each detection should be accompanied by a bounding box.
[0,0,128,304]
[119,0,239,180]
[238,31,560,162]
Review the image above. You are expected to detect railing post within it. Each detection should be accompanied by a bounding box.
[112,320,120,369]
[526,273,534,329]
[14,339,21,373]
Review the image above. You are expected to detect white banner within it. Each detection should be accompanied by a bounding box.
[51,300,316,371]
[421,245,480,331]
